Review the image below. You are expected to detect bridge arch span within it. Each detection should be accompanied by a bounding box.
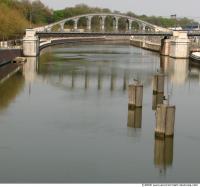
[35,13,170,33]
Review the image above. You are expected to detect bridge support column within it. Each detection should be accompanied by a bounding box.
[139,24,146,32]
[87,16,92,32]
[161,37,171,56]
[128,19,132,32]
[74,19,78,31]
[60,23,65,32]
[100,16,106,32]
[169,31,190,59]
[23,29,39,57]
[113,17,119,32]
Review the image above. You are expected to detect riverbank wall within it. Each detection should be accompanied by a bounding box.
[0,49,23,83]
[0,49,22,67]
[130,37,161,52]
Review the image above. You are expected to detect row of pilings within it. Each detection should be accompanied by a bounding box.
[127,72,175,172]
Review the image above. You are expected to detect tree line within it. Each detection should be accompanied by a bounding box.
[0,0,198,39]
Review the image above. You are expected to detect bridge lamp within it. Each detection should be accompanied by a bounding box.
[170,14,177,30]
[29,0,33,29]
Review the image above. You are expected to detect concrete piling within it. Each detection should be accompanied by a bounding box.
[152,93,164,110]
[153,73,165,94]
[128,82,143,109]
[160,38,171,56]
[155,104,176,137]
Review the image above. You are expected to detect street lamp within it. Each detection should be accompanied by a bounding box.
[29,1,33,28]
[170,14,177,30]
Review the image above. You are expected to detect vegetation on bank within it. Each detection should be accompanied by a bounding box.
[0,0,198,39]
[0,0,52,39]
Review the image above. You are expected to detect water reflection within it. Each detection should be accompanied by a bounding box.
[123,70,129,91]
[22,57,38,96]
[71,69,75,89]
[1,44,200,182]
[37,46,160,92]
[160,56,189,86]
[22,57,38,84]
[127,108,142,129]
[110,69,117,91]
[97,68,103,90]
[84,69,89,89]
[0,58,37,111]
[189,62,200,84]
[154,137,174,174]
[0,72,25,111]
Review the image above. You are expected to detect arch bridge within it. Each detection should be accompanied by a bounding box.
[35,13,170,33]
[23,13,176,57]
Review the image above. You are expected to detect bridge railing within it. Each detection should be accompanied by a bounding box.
[189,36,200,48]
[0,39,22,49]
[36,30,173,37]
[129,35,163,44]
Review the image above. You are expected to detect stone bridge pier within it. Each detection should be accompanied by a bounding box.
[161,31,190,59]
[23,29,39,57]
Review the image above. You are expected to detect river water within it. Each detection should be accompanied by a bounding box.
[0,43,200,183]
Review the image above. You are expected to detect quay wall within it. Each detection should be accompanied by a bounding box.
[0,49,22,66]
[130,38,161,52]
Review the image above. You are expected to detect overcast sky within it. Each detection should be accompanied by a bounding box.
[40,0,200,20]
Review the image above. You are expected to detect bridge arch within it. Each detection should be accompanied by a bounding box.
[131,21,140,31]
[22,13,173,57]
[77,17,87,30]
[36,13,170,33]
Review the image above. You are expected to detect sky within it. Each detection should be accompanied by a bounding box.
[40,0,200,20]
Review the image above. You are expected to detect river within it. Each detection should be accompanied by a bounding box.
[0,43,200,183]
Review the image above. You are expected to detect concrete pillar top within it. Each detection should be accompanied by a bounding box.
[25,29,36,37]
[173,31,188,39]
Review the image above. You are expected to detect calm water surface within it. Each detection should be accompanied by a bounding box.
[0,44,200,183]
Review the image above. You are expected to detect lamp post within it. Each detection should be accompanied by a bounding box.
[29,1,33,29]
[170,14,177,30]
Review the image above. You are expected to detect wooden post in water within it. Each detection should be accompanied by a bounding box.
[155,104,176,138]
[128,82,143,110]
[153,74,165,94]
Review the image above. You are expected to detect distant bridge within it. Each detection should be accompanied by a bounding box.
[23,13,200,58]
[34,13,170,33]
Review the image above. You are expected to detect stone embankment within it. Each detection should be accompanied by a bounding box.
[130,36,161,52]
[130,32,194,59]
[0,49,23,83]
[0,49,22,67]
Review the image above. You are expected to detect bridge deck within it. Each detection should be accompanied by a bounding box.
[37,32,173,38]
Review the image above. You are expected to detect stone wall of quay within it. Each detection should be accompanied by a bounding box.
[130,38,161,52]
[0,49,22,66]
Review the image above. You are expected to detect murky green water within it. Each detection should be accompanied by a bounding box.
[0,43,200,183]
